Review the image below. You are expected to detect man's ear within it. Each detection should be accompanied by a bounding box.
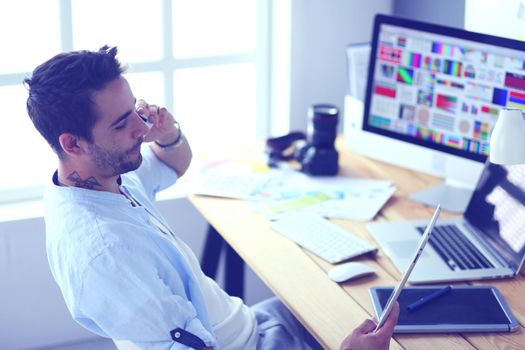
[58,133,86,156]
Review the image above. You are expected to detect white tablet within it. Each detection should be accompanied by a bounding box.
[374,204,441,331]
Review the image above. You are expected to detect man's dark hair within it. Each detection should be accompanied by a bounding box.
[24,45,126,155]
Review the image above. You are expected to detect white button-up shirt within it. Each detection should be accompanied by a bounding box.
[44,147,258,349]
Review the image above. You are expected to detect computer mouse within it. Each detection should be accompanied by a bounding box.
[328,262,376,283]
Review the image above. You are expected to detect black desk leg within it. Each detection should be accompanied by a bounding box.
[225,244,245,299]
[201,225,224,280]
[200,224,245,299]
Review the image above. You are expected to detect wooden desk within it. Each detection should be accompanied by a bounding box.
[189,150,525,350]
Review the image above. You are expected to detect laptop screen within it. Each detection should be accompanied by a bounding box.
[465,161,525,270]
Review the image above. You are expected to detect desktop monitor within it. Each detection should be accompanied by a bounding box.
[344,14,525,213]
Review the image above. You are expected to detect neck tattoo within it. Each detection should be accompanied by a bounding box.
[66,171,102,190]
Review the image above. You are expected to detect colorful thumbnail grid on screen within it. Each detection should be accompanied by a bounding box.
[369,25,525,157]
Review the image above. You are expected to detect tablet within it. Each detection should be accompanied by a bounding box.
[370,285,519,333]
[374,204,441,330]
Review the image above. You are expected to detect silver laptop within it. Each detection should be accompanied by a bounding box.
[368,161,525,284]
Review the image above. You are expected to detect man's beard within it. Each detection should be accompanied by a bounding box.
[87,140,143,176]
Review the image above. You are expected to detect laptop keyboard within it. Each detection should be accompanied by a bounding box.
[416,225,494,271]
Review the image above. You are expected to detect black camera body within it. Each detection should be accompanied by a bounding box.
[266,104,339,176]
[295,142,339,176]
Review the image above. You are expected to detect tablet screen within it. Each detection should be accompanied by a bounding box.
[370,286,518,333]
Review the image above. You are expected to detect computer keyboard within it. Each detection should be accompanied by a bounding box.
[271,213,377,264]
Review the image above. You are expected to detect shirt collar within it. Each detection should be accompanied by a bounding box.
[52,171,123,186]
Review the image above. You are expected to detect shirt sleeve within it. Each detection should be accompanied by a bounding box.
[133,146,179,201]
[75,244,218,350]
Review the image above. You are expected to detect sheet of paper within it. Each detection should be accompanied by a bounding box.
[190,158,272,199]
[251,169,395,221]
[310,184,395,221]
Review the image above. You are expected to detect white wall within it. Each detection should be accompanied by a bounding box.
[289,0,392,132]
[287,0,468,134]
[394,0,465,28]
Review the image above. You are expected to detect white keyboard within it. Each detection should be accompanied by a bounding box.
[271,213,377,263]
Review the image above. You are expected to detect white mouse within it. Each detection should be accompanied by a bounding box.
[328,262,376,283]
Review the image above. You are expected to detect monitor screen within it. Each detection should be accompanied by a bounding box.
[363,14,525,164]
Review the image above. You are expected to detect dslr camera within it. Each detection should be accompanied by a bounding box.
[266,104,339,176]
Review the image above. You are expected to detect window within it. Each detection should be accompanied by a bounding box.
[0,0,272,204]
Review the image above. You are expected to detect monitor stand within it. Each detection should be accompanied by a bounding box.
[409,183,473,214]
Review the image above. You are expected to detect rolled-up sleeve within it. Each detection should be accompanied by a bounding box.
[133,146,179,201]
[75,244,218,350]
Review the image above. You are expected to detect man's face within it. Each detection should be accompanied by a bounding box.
[87,76,149,177]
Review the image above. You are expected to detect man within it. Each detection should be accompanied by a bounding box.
[25,46,398,350]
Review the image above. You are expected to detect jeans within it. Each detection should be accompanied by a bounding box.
[252,298,325,350]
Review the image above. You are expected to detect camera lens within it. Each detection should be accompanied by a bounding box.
[309,104,339,148]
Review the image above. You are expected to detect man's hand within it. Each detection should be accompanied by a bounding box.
[136,99,179,144]
[136,99,192,176]
[340,302,400,350]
